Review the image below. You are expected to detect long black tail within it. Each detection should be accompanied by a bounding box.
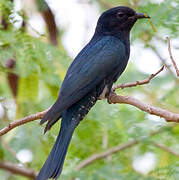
[37,90,98,180]
[36,114,78,180]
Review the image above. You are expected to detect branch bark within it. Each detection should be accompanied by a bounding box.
[36,0,58,46]
[0,109,49,136]
[1,1,19,98]
[108,93,179,123]
[0,89,179,136]
[151,45,177,77]
[5,59,19,97]
[152,142,179,157]
[112,66,164,90]
[0,161,36,179]
[166,37,179,77]
[75,126,171,171]
[76,139,138,171]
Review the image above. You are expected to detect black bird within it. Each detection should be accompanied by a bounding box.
[37,6,149,180]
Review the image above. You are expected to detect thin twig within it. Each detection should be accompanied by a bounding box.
[166,37,179,77]
[112,66,164,90]
[108,93,179,123]
[0,161,37,179]
[151,46,175,76]
[152,142,179,157]
[76,126,171,171]
[0,138,18,161]
[0,109,49,136]
[76,139,138,171]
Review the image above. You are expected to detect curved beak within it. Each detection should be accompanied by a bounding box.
[135,12,150,19]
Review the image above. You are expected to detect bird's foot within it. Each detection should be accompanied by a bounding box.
[107,90,116,104]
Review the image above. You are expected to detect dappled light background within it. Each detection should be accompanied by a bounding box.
[0,0,179,179]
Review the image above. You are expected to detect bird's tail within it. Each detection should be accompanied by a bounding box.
[36,114,79,180]
[40,102,62,133]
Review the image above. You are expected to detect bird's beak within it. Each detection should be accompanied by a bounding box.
[135,12,150,19]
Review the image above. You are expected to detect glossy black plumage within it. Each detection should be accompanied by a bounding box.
[37,6,149,180]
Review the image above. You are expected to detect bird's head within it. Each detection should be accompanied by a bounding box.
[96,6,150,35]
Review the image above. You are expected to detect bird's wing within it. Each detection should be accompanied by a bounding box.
[41,36,126,126]
[55,36,126,111]
[56,36,126,112]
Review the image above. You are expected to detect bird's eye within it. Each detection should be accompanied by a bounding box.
[116,12,125,18]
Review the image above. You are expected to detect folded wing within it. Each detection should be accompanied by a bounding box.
[41,36,126,125]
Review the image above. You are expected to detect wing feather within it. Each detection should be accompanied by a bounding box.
[53,36,126,112]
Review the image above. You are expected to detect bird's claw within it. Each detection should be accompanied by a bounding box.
[107,90,116,104]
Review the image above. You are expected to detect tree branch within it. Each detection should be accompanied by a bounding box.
[75,126,171,171]
[112,66,164,90]
[36,0,58,46]
[2,3,19,98]
[76,139,138,171]
[0,161,36,179]
[0,109,49,136]
[166,37,179,77]
[0,138,18,161]
[152,142,179,157]
[0,64,178,136]
[5,59,19,97]
[0,87,179,137]
[151,45,177,77]
[108,93,179,123]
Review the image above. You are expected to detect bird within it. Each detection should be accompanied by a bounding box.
[36,6,149,180]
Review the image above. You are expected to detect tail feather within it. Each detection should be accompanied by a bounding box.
[36,118,77,180]
[40,103,62,125]
[41,103,62,133]
[37,91,98,180]
[44,116,61,134]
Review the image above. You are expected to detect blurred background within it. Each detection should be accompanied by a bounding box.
[0,0,179,179]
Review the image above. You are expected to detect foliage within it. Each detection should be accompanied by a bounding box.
[0,0,179,179]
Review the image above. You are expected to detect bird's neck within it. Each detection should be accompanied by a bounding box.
[114,30,130,55]
[95,29,130,44]
[93,30,130,55]
[113,30,130,46]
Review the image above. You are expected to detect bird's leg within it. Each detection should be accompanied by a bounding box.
[104,83,114,104]
[107,90,116,104]
[98,86,108,100]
